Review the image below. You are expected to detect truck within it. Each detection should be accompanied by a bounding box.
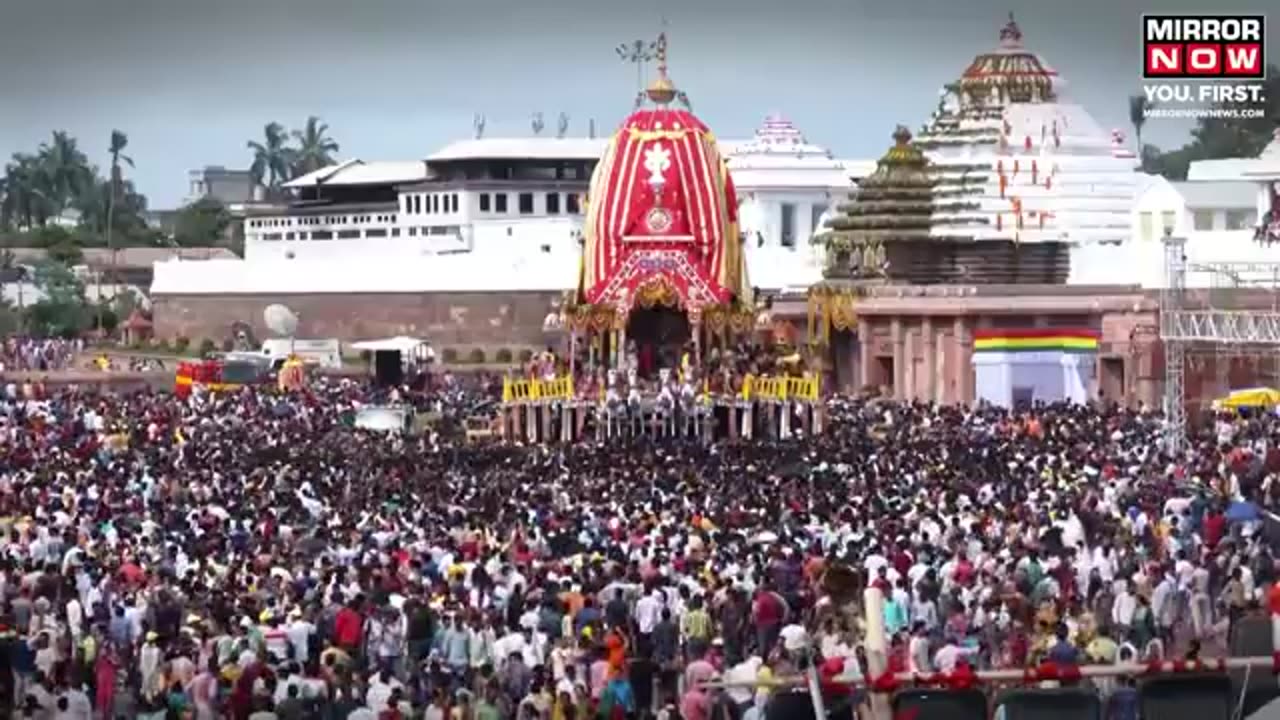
[174,356,274,398]
[260,339,342,369]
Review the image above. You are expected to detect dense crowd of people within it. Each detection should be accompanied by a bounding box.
[0,338,83,373]
[0,369,1278,719]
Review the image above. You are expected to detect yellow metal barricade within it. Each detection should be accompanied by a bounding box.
[536,376,575,402]
[742,373,820,403]
[503,376,575,404]
[502,377,539,403]
[785,374,820,403]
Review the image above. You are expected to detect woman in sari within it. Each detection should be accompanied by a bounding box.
[93,646,117,720]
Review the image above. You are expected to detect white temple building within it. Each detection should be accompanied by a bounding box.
[909,14,1139,283]
[1071,130,1280,288]
[152,116,866,297]
[730,115,875,290]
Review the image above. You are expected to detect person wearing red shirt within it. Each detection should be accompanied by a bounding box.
[752,585,785,657]
[334,599,364,654]
[1202,507,1226,548]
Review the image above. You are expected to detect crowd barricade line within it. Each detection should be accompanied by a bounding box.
[498,372,825,444]
[700,657,1276,720]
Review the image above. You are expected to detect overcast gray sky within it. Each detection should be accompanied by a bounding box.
[1,0,1275,208]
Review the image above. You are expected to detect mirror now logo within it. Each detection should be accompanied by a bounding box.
[1143,15,1266,79]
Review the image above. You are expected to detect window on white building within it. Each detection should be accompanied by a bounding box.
[1192,210,1214,231]
[366,229,387,238]
[1226,209,1257,230]
[518,193,534,215]
[409,227,418,237]
[451,194,459,213]
[312,230,333,240]
[413,196,422,214]
[780,203,796,247]
[480,193,491,212]
[263,233,282,241]
[337,230,359,239]
[1160,211,1176,234]
[495,194,508,213]
[1138,212,1154,242]
[567,193,580,214]
[391,228,400,238]
[546,193,560,215]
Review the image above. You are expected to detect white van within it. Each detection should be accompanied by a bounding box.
[260,338,343,369]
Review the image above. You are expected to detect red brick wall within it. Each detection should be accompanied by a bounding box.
[151,292,563,352]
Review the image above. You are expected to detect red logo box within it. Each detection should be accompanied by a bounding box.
[1142,14,1266,79]
[1186,43,1223,74]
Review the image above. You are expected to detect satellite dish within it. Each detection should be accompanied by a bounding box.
[263,304,299,337]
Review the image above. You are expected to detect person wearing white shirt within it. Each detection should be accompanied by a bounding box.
[55,686,92,720]
[634,589,663,637]
[722,656,763,709]
[933,641,980,673]
[907,625,932,673]
[286,612,316,663]
[1112,581,1137,634]
[365,670,403,713]
[65,598,83,641]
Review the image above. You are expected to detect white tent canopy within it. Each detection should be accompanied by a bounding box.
[350,336,430,354]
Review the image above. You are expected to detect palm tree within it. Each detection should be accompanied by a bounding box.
[105,130,134,250]
[99,130,134,326]
[1128,94,1155,155]
[3,154,53,228]
[37,131,92,214]
[290,116,340,178]
[247,122,292,192]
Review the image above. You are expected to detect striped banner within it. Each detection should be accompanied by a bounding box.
[973,328,1100,353]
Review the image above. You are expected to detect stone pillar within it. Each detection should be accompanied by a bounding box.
[891,317,904,400]
[922,316,936,403]
[953,315,972,405]
[858,317,872,391]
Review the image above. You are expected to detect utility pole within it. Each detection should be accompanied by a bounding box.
[616,39,657,96]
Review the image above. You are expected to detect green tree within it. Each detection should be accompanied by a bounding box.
[47,240,84,265]
[1128,93,1154,155]
[25,260,89,337]
[0,175,9,232]
[1144,65,1279,180]
[2,154,54,228]
[174,197,234,247]
[248,122,293,191]
[37,131,93,213]
[0,296,18,336]
[290,116,340,177]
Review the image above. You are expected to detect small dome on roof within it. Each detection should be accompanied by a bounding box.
[957,12,1062,104]
[731,114,833,159]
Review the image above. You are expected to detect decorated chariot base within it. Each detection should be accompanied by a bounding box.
[496,370,824,444]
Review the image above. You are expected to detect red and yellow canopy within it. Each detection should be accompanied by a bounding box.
[579,107,748,311]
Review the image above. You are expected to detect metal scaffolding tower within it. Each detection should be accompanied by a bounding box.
[1160,232,1280,451]
[1160,234,1188,452]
